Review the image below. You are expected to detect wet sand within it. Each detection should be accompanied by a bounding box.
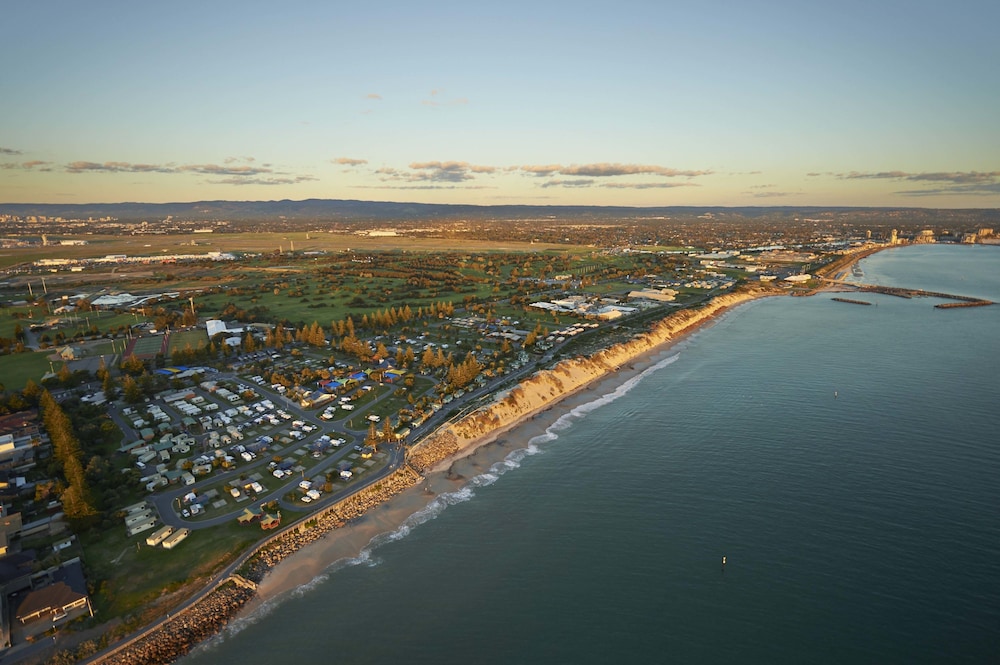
[247,290,771,610]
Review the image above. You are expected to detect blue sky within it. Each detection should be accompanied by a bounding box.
[3,0,999,207]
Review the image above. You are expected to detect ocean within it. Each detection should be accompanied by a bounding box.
[181,244,1000,664]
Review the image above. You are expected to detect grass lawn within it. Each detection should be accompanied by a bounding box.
[131,335,164,356]
[167,329,208,357]
[83,520,260,621]
[0,351,62,391]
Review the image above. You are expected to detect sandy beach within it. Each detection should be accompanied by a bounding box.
[244,285,780,612]
[77,284,789,664]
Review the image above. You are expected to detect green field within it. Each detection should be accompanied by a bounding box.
[81,520,259,622]
[0,351,63,391]
[167,329,208,356]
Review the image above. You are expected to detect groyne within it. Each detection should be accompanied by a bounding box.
[831,297,872,306]
[935,300,994,309]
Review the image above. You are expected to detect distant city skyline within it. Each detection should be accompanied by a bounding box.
[3,0,999,208]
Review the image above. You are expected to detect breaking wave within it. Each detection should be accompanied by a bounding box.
[209,352,683,641]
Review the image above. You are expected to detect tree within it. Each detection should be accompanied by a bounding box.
[39,390,97,523]
[121,375,142,404]
[120,354,145,376]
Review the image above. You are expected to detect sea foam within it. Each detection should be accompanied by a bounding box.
[224,352,684,628]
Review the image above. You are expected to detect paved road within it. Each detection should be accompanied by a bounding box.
[147,373,415,529]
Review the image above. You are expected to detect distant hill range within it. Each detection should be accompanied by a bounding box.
[1,198,997,223]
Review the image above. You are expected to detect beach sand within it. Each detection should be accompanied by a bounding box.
[247,287,778,611]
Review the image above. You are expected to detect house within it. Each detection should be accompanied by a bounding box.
[145,525,174,547]
[0,550,35,596]
[56,346,81,361]
[14,559,93,628]
[161,528,190,550]
[236,507,262,525]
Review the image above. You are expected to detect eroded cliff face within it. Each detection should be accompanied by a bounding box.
[409,288,773,472]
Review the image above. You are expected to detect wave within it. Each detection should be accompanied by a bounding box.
[211,352,685,638]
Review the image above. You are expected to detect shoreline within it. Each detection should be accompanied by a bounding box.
[239,285,779,605]
[85,284,784,664]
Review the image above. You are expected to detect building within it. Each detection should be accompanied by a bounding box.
[628,288,678,303]
[13,559,93,629]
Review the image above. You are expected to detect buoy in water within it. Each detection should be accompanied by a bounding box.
[722,556,727,566]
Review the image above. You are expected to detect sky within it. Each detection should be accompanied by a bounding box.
[2,0,999,208]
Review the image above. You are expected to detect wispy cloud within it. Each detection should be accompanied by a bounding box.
[365,93,382,100]
[895,183,1000,197]
[0,147,22,155]
[541,179,697,190]
[540,179,596,188]
[207,175,318,186]
[747,190,793,198]
[835,170,1000,196]
[422,89,468,107]
[356,184,493,191]
[838,170,1000,184]
[60,158,314,185]
[333,157,368,167]
[375,161,497,184]
[64,160,276,176]
[65,161,178,174]
[519,163,712,178]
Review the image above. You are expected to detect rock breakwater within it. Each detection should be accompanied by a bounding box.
[87,466,421,665]
[240,466,422,582]
[99,582,254,665]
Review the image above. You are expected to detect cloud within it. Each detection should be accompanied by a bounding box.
[422,89,468,107]
[59,157,315,185]
[895,182,1000,197]
[375,161,497,184]
[540,179,696,190]
[65,161,176,174]
[333,157,368,167]
[22,160,50,169]
[0,147,22,155]
[838,170,911,180]
[540,179,596,189]
[207,175,318,186]
[365,93,382,100]
[180,163,274,176]
[519,163,712,178]
[602,181,696,189]
[838,170,1000,184]
[833,170,1000,196]
[64,160,275,176]
[355,184,493,191]
[747,191,793,198]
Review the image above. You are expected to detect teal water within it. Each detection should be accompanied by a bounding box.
[182,244,1000,664]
